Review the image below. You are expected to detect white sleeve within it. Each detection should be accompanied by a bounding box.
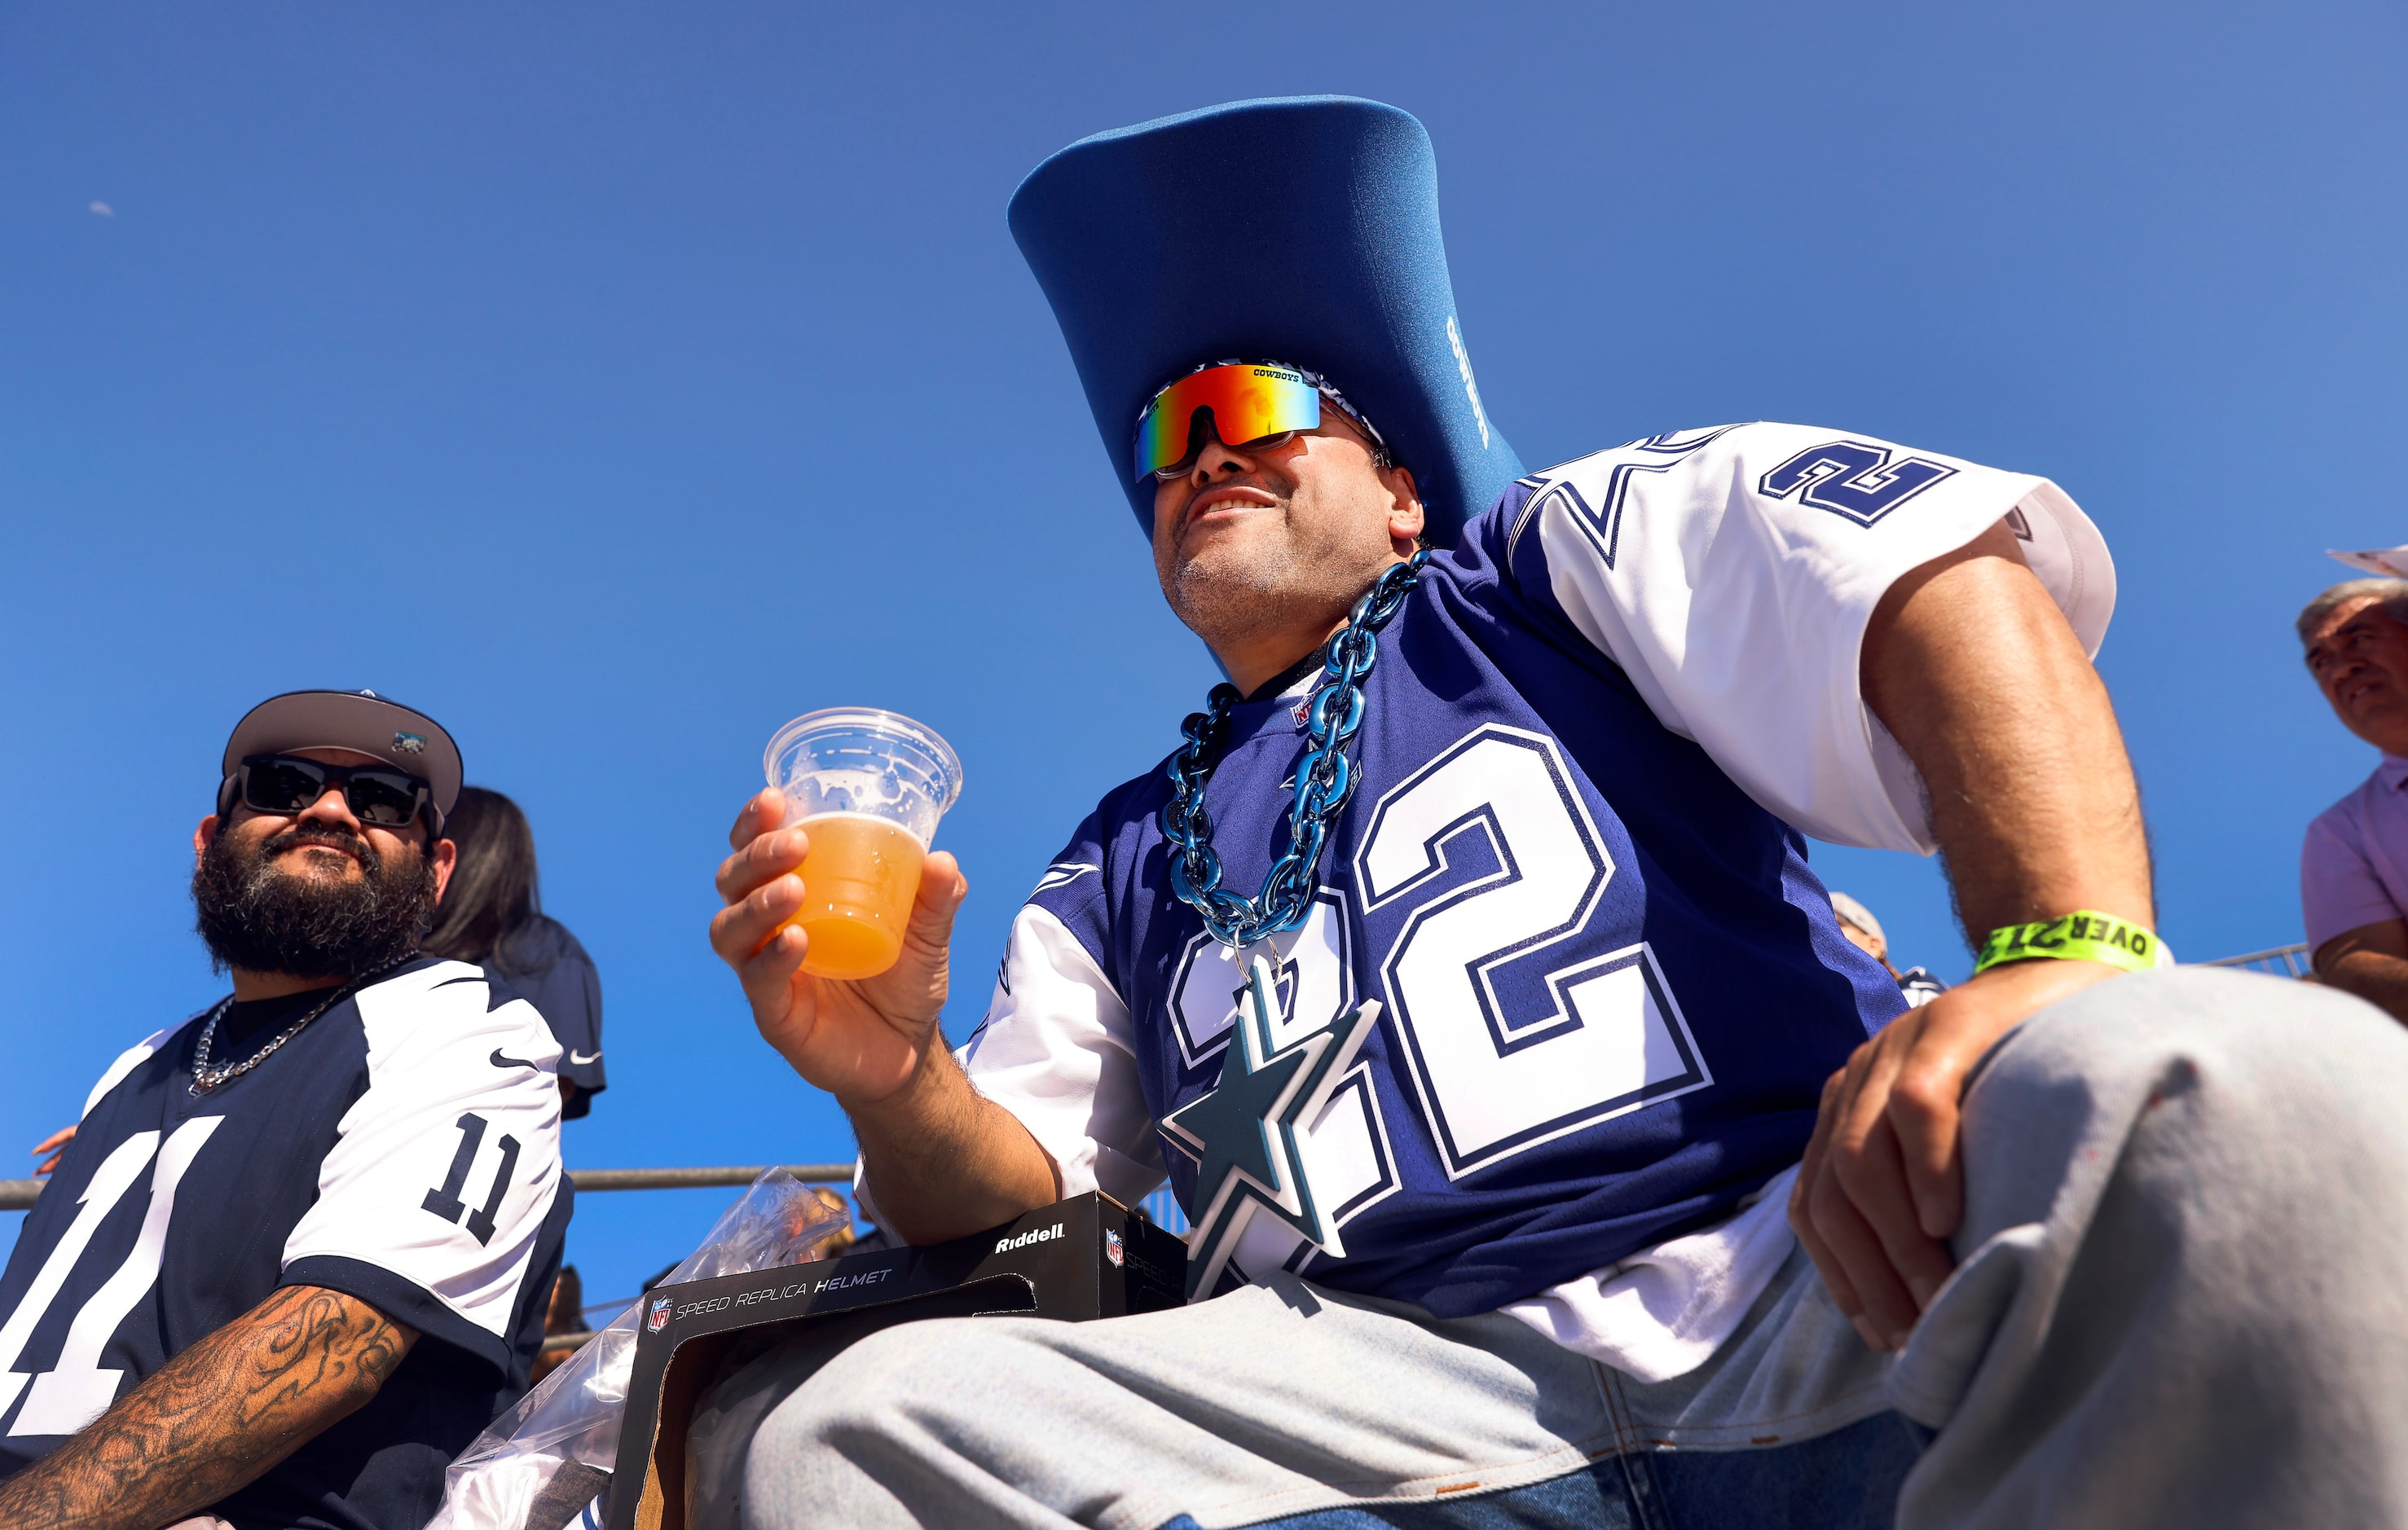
[80,1022,194,1118]
[279,961,565,1373]
[1521,421,2114,851]
[953,903,1164,1209]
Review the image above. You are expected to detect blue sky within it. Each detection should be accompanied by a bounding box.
[5,2,2402,1310]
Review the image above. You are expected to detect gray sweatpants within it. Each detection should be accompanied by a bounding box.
[728,969,2408,1528]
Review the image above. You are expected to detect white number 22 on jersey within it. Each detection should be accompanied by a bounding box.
[1169,723,1714,1214]
[0,1117,222,1436]
[1358,726,1710,1178]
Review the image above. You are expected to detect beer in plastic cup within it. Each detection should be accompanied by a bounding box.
[763,709,964,981]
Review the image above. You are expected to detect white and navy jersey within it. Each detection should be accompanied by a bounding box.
[482,914,607,1115]
[0,956,570,1530]
[1897,967,1949,1009]
[960,421,2110,1320]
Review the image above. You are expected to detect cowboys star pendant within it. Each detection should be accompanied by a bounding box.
[1161,952,1380,1300]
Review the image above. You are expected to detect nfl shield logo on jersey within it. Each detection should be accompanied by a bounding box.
[1104,1229,1125,1268]
[648,1295,674,1333]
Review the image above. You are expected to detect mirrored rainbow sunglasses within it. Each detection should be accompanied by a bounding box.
[1132,360,1387,483]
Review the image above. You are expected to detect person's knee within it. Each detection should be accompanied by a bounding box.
[1952,967,2408,1239]
[1991,966,2408,1191]
[753,1317,1011,1453]
[2011,967,2405,1101]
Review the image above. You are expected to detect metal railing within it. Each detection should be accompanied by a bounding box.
[1,1162,853,1214]
[565,1164,851,1192]
[1138,1185,1190,1235]
[3,935,2323,1224]
[2195,943,2313,978]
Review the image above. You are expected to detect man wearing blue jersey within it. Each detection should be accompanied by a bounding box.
[0,691,570,1530]
[708,99,2408,1528]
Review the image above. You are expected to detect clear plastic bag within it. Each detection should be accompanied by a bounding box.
[427,1169,852,1530]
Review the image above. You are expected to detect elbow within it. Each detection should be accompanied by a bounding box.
[256,1286,418,1423]
[2314,951,2408,1025]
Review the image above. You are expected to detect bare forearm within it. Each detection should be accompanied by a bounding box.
[850,1047,1060,1244]
[0,1285,414,1530]
[1794,520,2159,1351]
[1864,521,2154,937]
[2318,951,2408,1025]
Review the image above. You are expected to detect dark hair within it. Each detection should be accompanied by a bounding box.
[422,785,543,971]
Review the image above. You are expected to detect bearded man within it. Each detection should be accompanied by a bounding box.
[0,690,570,1530]
[709,99,2408,1528]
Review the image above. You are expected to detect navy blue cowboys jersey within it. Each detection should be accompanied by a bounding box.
[950,422,2112,1320]
[0,956,570,1530]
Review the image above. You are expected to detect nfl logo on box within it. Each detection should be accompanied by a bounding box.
[1104,1230,1124,1268]
[647,1295,674,1334]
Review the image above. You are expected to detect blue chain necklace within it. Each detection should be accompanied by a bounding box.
[1160,551,1431,948]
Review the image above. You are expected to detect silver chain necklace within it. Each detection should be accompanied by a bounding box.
[1159,551,1429,948]
[188,959,405,1097]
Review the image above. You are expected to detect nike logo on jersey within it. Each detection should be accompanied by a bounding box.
[1030,863,1099,895]
[568,1050,601,1066]
[489,1049,541,1071]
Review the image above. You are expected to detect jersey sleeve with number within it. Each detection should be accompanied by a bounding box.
[1502,422,2114,852]
[278,962,567,1376]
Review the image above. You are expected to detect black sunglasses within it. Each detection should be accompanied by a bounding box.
[234,754,438,834]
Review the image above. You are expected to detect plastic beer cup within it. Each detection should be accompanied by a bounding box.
[763,709,964,981]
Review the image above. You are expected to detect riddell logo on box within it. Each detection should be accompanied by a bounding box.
[995,1222,1065,1254]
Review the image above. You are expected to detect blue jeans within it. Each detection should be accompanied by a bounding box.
[1164,1413,1922,1528]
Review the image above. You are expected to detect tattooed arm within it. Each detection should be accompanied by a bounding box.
[0,1284,416,1530]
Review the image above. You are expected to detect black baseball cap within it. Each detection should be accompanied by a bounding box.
[218,690,464,825]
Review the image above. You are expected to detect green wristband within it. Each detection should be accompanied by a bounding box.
[1974,910,2172,976]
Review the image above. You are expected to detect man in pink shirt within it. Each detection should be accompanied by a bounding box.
[2300,578,2408,1020]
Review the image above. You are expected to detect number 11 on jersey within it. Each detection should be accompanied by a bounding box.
[0,1117,224,1436]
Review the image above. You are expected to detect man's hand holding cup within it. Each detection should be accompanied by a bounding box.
[710,710,967,1107]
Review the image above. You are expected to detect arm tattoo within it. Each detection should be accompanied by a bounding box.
[0,1284,418,1530]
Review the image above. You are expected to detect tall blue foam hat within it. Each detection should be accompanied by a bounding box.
[1008,95,1524,545]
